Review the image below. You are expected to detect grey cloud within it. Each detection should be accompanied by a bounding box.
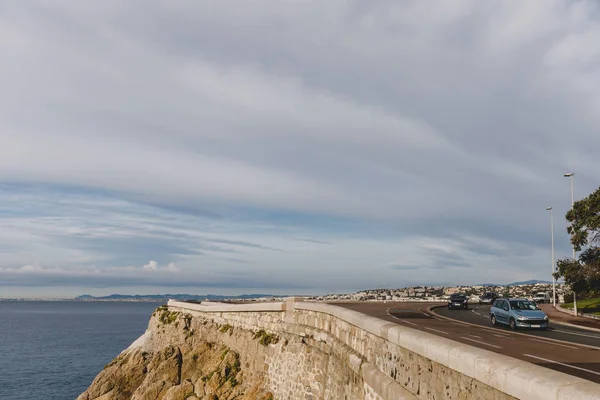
[390,265,420,271]
[390,263,465,272]
[204,238,282,252]
[0,271,306,289]
[296,238,331,245]
[60,236,205,266]
[421,247,470,268]
[0,1,598,293]
[390,245,471,271]
[215,257,253,265]
[459,239,536,258]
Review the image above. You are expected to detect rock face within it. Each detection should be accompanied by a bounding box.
[78,307,274,400]
[80,300,599,400]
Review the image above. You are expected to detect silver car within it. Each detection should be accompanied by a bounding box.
[489,298,549,330]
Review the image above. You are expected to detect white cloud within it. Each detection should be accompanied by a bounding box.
[142,261,179,273]
[142,261,158,272]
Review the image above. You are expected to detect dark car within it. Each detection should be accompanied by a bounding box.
[448,294,469,310]
[479,292,499,305]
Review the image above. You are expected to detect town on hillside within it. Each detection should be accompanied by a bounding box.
[308,282,567,303]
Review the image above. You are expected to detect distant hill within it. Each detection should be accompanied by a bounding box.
[509,279,552,285]
[480,280,552,287]
[73,293,283,302]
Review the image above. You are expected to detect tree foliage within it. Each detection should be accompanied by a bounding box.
[554,186,600,297]
[566,186,600,250]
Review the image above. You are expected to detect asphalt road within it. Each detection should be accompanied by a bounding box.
[334,301,600,384]
[436,304,600,348]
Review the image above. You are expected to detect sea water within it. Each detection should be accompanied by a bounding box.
[0,301,161,400]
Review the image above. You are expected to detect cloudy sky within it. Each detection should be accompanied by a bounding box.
[1,1,599,298]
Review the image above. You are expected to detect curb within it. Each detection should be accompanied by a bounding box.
[550,319,600,334]
[555,303,600,321]
[427,305,600,350]
[555,303,575,316]
[545,304,600,333]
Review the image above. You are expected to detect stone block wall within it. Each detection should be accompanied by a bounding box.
[168,300,600,400]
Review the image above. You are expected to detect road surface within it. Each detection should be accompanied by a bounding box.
[334,301,600,384]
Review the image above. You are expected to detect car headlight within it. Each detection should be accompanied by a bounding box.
[516,314,527,320]
[543,315,549,320]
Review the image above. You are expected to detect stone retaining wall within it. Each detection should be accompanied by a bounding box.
[168,299,600,400]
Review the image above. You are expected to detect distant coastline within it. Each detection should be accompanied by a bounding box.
[0,293,284,302]
[0,280,556,302]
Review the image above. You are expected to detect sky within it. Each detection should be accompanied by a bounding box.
[1,1,599,298]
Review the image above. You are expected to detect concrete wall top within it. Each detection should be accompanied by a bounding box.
[294,301,600,400]
[169,298,600,400]
[168,299,285,312]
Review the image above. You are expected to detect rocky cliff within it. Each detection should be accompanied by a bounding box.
[78,306,275,400]
[79,300,600,400]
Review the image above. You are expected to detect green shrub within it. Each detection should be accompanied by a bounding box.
[158,309,179,325]
[253,330,279,346]
[219,324,233,334]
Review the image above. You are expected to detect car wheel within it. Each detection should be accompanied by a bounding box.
[491,315,497,326]
[509,318,517,330]
[448,305,452,310]
[465,305,469,310]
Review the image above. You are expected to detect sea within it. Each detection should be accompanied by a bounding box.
[0,300,163,400]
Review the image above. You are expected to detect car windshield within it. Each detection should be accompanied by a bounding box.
[451,295,466,300]
[509,300,538,310]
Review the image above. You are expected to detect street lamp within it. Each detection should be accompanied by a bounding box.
[564,172,577,314]
[546,207,556,306]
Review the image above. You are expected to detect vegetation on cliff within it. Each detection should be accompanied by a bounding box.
[252,330,279,347]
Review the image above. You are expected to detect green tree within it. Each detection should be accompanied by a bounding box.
[554,186,600,298]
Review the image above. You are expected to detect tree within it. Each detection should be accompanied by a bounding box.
[554,186,600,298]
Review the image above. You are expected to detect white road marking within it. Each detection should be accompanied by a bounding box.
[422,310,442,320]
[492,334,511,338]
[552,329,600,340]
[461,337,502,349]
[523,354,600,376]
[466,334,482,339]
[530,338,579,349]
[424,327,450,335]
[385,308,418,326]
[451,322,469,327]
[399,319,418,326]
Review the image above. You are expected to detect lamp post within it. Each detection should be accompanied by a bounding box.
[564,172,577,314]
[546,206,556,306]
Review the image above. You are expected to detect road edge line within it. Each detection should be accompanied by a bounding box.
[427,305,600,351]
[523,354,600,377]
